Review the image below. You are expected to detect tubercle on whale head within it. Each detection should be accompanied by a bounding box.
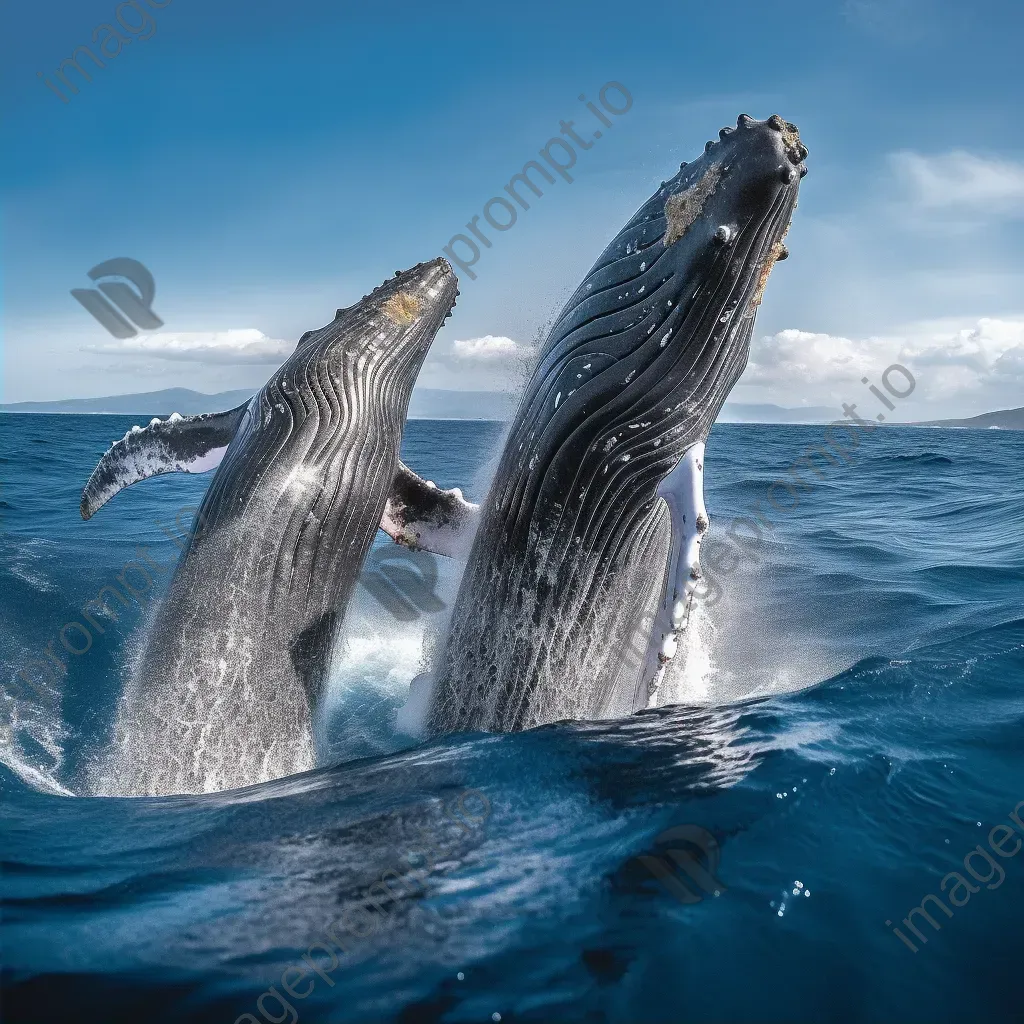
[657,113,805,289]
[296,258,459,377]
[345,256,458,333]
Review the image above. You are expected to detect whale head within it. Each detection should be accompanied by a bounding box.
[488,115,807,535]
[253,256,458,443]
[655,112,805,357]
[540,113,806,446]
[293,257,459,390]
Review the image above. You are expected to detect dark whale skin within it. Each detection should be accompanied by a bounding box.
[427,116,806,735]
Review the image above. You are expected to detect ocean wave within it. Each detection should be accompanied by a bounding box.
[884,452,954,464]
[1,416,1022,1024]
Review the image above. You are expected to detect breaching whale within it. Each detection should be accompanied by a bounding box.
[83,259,459,795]
[421,115,807,735]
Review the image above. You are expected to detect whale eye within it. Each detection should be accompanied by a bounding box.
[714,225,734,244]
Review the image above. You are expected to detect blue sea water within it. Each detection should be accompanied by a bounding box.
[2,412,1023,1023]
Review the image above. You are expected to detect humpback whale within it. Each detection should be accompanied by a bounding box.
[83,259,458,795]
[422,115,807,735]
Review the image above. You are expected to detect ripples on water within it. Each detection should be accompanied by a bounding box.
[2,414,1023,1022]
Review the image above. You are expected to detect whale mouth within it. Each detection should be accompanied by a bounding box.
[388,256,457,300]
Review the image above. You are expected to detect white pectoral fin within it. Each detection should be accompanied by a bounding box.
[639,442,708,707]
[380,460,480,558]
[80,403,251,520]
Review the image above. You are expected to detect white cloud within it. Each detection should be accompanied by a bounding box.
[891,151,1024,212]
[83,329,294,365]
[451,335,535,361]
[900,317,1024,387]
[416,335,537,392]
[740,317,1024,414]
[993,345,1024,381]
[744,328,882,389]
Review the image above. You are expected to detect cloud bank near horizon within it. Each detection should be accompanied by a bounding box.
[736,316,1024,416]
[84,330,295,364]
[76,318,1024,417]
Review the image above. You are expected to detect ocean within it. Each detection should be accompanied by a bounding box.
[2,412,1023,1023]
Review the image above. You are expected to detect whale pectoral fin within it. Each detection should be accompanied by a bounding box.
[80,402,251,520]
[638,442,708,706]
[380,461,480,558]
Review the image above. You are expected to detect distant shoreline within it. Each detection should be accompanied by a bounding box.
[2,410,1020,430]
[2,390,1021,430]
[0,409,511,423]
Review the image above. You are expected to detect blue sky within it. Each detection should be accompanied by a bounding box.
[2,0,1023,417]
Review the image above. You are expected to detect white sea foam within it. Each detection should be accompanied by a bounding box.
[0,542,73,795]
[0,657,75,797]
[319,552,461,757]
[6,538,59,594]
[657,598,717,706]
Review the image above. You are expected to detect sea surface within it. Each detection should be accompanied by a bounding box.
[2,412,1023,1023]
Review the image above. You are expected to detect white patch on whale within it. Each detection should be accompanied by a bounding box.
[639,441,708,705]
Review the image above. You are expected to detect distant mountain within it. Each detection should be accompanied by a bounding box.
[0,387,518,421]
[909,407,1024,430]
[10,390,1018,429]
[0,391,841,423]
[0,388,257,416]
[717,403,840,424]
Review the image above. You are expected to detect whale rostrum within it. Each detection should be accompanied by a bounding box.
[84,259,465,795]
[420,115,807,735]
